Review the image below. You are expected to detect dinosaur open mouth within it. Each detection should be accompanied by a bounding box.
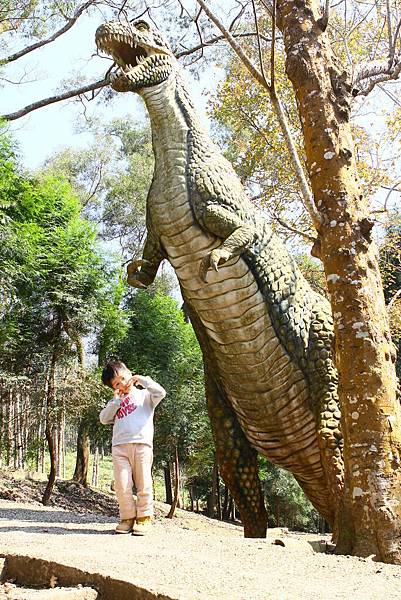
[96,32,150,74]
[96,26,173,90]
[96,22,173,91]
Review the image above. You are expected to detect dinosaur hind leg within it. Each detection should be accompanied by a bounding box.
[205,366,267,538]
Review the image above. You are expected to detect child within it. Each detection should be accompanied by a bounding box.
[100,359,166,535]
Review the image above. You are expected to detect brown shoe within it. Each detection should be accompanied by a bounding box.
[132,516,152,536]
[115,518,135,534]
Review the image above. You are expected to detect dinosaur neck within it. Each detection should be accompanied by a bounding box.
[140,70,206,155]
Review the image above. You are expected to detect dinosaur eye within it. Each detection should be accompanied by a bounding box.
[134,20,150,31]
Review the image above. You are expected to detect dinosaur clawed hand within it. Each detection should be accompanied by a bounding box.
[127,258,151,288]
[199,248,231,283]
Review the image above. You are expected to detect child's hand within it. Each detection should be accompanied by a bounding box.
[130,375,140,387]
[119,375,140,395]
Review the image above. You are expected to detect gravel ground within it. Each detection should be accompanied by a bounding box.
[0,474,400,599]
[1,496,401,600]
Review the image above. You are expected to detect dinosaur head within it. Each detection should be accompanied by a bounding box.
[96,20,174,93]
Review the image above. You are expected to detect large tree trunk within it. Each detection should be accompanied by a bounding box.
[166,446,180,519]
[163,464,173,504]
[72,420,90,486]
[42,348,58,506]
[92,446,99,487]
[71,333,89,485]
[275,0,401,563]
[7,389,14,468]
[14,391,23,469]
[210,459,221,519]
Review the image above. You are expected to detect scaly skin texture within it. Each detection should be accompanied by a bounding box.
[96,20,344,537]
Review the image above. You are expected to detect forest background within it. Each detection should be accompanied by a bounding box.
[0,0,400,536]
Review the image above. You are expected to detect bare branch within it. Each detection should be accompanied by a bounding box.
[228,2,247,32]
[0,70,37,85]
[276,215,317,243]
[259,0,273,16]
[2,77,109,121]
[317,0,331,32]
[384,179,401,209]
[377,82,401,107]
[357,61,401,95]
[1,0,96,65]
[354,58,398,84]
[270,0,276,91]
[387,288,401,310]
[196,0,320,228]
[196,0,270,89]
[380,184,401,194]
[390,17,401,64]
[175,31,274,58]
[386,0,393,58]
[251,0,268,86]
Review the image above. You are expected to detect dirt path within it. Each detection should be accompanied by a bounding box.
[1,496,401,600]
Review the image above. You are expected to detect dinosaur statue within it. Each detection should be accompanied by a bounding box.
[96,19,344,537]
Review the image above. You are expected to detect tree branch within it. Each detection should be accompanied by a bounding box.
[1,0,96,65]
[390,17,401,64]
[259,0,273,16]
[270,0,276,91]
[357,61,401,95]
[317,0,331,32]
[276,215,317,243]
[384,179,401,209]
[175,31,274,58]
[387,288,401,310]
[196,0,270,90]
[386,0,394,60]
[2,77,109,121]
[251,0,268,87]
[354,60,389,84]
[196,0,320,228]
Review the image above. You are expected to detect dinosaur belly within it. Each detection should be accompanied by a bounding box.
[151,189,324,487]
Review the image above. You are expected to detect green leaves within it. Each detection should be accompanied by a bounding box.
[114,289,209,468]
[0,126,109,371]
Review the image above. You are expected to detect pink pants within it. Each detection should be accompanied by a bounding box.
[112,443,154,520]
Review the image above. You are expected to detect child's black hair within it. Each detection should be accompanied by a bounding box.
[101,359,128,389]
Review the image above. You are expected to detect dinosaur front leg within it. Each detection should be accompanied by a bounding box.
[205,366,268,538]
[127,231,165,288]
[199,205,255,282]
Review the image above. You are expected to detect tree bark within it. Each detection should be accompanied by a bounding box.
[38,394,46,474]
[42,348,58,505]
[163,464,173,505]
[72,420,90,486]
[92,446,99,487]
[166,446,180,519]
[210,459,221,519]
[274,0,401,563]
[7,389,14,468]
[188,484,195,512]
[14,391,23,469]
[222,485,229,520]
[71,333,89,485]
[0,385,4,467]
